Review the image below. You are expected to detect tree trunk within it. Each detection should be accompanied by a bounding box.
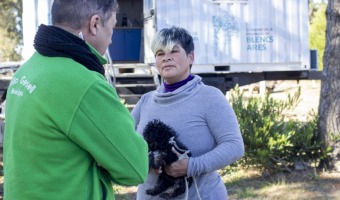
[318,0,340,171]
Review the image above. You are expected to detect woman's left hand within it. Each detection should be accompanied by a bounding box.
[164,147,189,178]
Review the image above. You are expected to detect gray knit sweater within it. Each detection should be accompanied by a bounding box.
[132,75,244,200]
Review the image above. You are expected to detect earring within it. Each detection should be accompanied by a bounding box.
[78,32,84,40]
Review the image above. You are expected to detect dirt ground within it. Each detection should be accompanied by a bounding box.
[240,79,321,121]
[268,80,321,121]
[226,168,340,200]
[113,169,340,200]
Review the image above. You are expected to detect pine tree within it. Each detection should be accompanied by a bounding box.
[318,0,340,172]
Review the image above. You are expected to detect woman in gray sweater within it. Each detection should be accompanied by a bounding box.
[132,26,244,200]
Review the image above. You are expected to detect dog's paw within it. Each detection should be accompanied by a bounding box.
[146,188,161,196]
[159,183,183,199]
[159,191,178,200]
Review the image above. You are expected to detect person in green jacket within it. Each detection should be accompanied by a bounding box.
[3,0,148,199]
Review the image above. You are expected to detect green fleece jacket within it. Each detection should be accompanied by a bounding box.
[4,47,148,200]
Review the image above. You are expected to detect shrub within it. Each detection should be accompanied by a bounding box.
[229,85,324,172]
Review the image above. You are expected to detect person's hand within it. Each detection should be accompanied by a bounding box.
[150,167,162,174]
[164,147,189,178]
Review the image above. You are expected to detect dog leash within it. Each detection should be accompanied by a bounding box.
[182,176,202,200]
[168,137,191,159]
[168,137,202,200]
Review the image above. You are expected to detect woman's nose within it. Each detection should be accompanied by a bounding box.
[163,57,173,62]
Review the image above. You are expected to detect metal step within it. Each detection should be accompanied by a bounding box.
[125,104,136,109]
[115,83,157,88]
[115,74,155,78]
[111,73,159,111]
[112,63,150,68]
[112,63,152,75]
[119,94,143,98]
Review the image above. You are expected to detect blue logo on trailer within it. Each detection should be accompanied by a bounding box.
[212,12,239,57]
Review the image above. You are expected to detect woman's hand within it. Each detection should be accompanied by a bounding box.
[150,167,162,174]
[164,147,189,178]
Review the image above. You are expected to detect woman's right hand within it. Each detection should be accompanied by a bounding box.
[150,167,162,174]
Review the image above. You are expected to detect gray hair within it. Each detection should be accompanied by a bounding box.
[51,0,119,29]
[151,26,194,55]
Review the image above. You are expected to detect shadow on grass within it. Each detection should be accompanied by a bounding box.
[225,168,340,200]
[115,192,136,200]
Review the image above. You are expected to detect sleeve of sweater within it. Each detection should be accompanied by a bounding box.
[68,80,149,186]
[187,87,245,177]
[131,94,144,129]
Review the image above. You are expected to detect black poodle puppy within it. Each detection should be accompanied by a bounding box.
[142,119,192,199]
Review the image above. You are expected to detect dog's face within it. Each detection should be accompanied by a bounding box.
[143,119,177,152]
[149,150,167,169]
[143,119,180,168]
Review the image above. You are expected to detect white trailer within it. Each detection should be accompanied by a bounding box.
[145,0,310,72]
[21,0,320,108]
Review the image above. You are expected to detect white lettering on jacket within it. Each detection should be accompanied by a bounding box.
[20,76,36,94]
[9,75,37,96]
[11,89,23,96]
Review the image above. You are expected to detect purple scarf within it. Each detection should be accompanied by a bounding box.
[164,74,194,93]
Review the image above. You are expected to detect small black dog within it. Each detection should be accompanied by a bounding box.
[142,119,192,199]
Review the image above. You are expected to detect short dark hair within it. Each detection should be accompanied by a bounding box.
[51,0,119,29]
[151,26,194,55]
